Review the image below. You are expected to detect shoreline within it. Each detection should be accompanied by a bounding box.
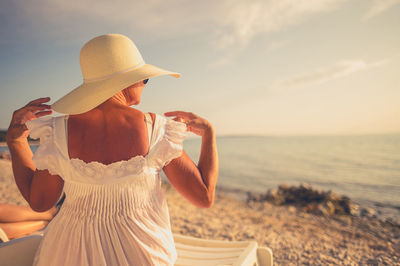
[0,141,39,147]
[0,159,399,264]
[210,183,400,224]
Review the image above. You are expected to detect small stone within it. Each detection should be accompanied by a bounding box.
[324,201,336,216]
[288,206,296,213]
[348,203,359,216]
[278,184,291,190]
[360,207,376,217]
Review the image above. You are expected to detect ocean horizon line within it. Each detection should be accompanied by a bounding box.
[1,131,400,143]
[184,131,400,139]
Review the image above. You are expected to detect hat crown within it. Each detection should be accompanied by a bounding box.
[80,34,145,81]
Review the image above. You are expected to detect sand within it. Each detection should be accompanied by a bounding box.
[1,159,399,265]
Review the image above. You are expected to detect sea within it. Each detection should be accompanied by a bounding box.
[182,134,400,221]
[1,134,399,221]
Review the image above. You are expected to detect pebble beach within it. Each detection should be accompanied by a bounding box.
[1,159,399,265]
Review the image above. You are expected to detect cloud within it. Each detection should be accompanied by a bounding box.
[363,0,400,20]
[273,59,389,91]
[207,0,348,67]
[2,0,217,44]
[208,53,237,68]
[4,0,349,48]
[212,0,348,49]
[208,39,290,68]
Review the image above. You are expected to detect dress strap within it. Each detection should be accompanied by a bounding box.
[144,113,153,146]
[56,115,70,160]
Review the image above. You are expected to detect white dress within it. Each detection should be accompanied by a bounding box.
[25,113,187,266]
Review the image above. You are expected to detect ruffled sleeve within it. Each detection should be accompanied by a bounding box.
[149,116,187,168]
[26,116,64,177]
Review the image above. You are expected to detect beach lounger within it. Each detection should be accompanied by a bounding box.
[0,234,41,266]
[0,232,273,266]
[173,234,273,266]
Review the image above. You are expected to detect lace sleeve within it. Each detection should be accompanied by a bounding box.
[150,116,187,168]
[25,116,63,176]
[163,118,187,166]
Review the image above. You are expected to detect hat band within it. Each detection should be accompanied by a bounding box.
[83,62,145,83]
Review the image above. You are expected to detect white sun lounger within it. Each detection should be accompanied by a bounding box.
[0,234,41,266]
[0,230,273,266]
[174,234,273,266]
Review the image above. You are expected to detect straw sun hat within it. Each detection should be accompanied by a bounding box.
[51,33,180,114]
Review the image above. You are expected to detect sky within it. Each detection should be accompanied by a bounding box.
[0,0,399,136]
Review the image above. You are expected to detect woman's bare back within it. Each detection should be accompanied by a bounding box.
[67,107,151,166]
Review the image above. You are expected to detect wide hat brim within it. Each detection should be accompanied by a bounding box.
[51,63,180,115]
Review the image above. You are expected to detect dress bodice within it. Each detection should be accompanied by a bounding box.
[25,113,187,266]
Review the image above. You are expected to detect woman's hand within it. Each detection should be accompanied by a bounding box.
[164,111,214,137]
[6,97,52,143]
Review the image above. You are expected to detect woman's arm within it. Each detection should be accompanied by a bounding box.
[0,220,49,240]
[0,204,56,222]
[163,111,218,208]
[6,97,64,212]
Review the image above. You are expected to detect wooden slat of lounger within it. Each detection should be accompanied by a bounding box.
[176,242,258,266]
[177,249,242,259]
[173,234,261,266]
[175,242,245,253]
[174,234,252,248]
[234,241,258,266]
[175,256,238,266]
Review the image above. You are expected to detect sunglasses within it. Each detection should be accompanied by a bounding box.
[143,79,149,84]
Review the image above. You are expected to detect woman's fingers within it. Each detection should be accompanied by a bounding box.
[27,97,51,106]
[24,105,51,112]
[172,117,185,123]
[12,105,51,122]
[164,111,195,120]
[35,110,53,118]
[7,97,52,142]
[165,111,213,136]
[165,111,195,125]
[164,111,184,117]
[13,99,52,125]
